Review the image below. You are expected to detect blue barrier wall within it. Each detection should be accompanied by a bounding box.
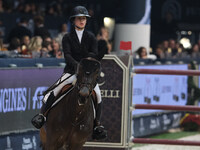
[0,58,65,68]
[0,131,41,150]
[0,56,129,149]
[0,57,198,148]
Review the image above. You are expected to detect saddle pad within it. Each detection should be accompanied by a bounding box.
[51,84,74,107]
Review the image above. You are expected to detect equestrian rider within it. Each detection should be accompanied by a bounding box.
[31,6,107,140]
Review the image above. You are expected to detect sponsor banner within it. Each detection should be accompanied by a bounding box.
[132,65,188,115]
[87,58,125,144]
[0,68,63,133]
[133,112,185,137]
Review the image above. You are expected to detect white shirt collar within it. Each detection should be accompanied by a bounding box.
[75,29,84,43]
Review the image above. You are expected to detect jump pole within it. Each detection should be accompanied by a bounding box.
[132,104,200,112]
[133,69,200,76]
[130,68,200,147]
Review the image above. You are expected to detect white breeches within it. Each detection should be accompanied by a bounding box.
[43,73,102,104]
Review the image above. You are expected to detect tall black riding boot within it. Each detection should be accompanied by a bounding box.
[92,102,107,140]
[31,91,55,129]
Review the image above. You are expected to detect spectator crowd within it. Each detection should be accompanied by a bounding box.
[0,15,66,58]
[134,38,200,61]
[1,0,199,61]
[0,0,112,59]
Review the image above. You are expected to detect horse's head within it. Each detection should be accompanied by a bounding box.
[76,58,101,104]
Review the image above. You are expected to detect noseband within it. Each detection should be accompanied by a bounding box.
[77,82,94,96]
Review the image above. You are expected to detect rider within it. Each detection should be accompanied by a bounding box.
[31,6,107,140]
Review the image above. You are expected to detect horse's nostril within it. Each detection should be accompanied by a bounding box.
[79,86,90,97]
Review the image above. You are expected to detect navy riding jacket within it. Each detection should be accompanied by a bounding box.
[62,28,98,74]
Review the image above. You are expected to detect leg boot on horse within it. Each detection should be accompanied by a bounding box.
[92,102,107,140]
[31,91,55,129]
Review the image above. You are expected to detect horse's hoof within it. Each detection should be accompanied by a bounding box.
[31,114,46,129]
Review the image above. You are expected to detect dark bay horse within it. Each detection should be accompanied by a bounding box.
[40,58,101,150]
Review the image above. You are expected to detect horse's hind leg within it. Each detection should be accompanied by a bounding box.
[57,144,69,150]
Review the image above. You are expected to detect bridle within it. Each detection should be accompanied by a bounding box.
[75,58,100,105]
[71,82,94,127]
[77,82,93,94]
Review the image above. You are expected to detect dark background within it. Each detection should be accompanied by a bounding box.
[1,0,200,49]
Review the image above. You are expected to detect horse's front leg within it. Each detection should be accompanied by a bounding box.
[58,144,69,150]
[44,143,58,150]
[68,143,84,150]
[39,127,48,150]
[69,134,87,150]
[43,140,68,150]
[45,135,63,150]
[45,143,66,150]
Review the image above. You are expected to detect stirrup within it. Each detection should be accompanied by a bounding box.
[94,125,104,131]
[31,113,46,129]
[92,125,107,140]
[38,113,47,122]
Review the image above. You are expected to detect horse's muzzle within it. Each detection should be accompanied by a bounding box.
[79,86,90,98]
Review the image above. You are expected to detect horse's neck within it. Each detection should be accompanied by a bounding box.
[64,88,93,126]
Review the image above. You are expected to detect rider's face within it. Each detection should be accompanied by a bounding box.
[74,16,87,30]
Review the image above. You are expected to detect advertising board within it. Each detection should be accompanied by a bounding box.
[132,65,188,115]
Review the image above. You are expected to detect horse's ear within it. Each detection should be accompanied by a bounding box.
[81,58,100,71]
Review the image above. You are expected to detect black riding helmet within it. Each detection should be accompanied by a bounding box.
[69,6,91,22]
